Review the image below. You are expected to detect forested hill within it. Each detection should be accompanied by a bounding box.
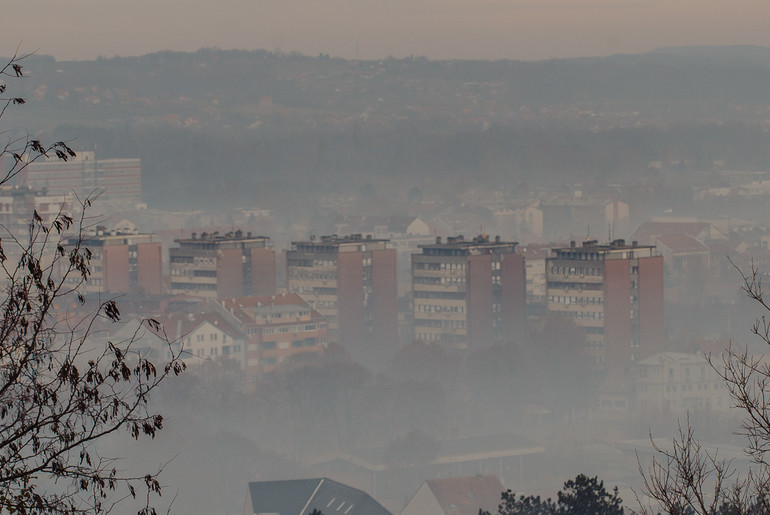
[4,46,770,211]
[6,45,770,135]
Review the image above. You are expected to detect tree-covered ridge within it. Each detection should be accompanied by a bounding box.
[7,46,770,135]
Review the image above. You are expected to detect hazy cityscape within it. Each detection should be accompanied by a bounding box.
[4,6,770,514]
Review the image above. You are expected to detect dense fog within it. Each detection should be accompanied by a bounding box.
[4,42,770,515]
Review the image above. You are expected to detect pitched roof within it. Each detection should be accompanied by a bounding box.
[629,221,710,245]
[424,476,504,515]
[636,352,707,366]
[156,311,244,341]
[219,293,326,326]
[653,233,710,254]
[245,478,391,515]
[312,433,543,472]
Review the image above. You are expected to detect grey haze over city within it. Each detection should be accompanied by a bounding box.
[3,1,770,514]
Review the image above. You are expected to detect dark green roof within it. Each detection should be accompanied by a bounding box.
[246,478,391,515]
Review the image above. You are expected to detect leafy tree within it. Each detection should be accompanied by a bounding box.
[0,50,184,514]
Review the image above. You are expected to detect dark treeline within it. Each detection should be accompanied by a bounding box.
[10,46,770,127]
[50,122,770,211]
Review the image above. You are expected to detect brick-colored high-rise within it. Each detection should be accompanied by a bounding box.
[411,234,526,351]
[170,231,275,299]
[286,235,397,350]
[546,239,664,369]
[67,228,162,295]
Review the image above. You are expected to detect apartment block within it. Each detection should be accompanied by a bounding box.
[411,234,526,351]
[286,234,397,350]
[220,293,328,377]
[546,239,664,369]
[159,311,246,370]
[169,231,275,299]
[15,151,142,207]
[65,228,162,295]
[0,187,74,238]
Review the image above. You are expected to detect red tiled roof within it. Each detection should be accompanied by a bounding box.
[653,233,709,254]
[630,222,709,245]
[425,476,504,515]
[155,311,244,340]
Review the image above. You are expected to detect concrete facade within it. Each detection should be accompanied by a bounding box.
[546,239,664,368]
[411,234,526,351]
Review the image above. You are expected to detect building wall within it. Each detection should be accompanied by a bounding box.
[103,245,130,293]
[401,483,444,515]
[638,255,665,359]
[170,235,274,299]
[603,259,631,369]
[17,153,142,206]
[636,354,730,414]
[500,252,527,339]
[337,251,365,347]
[411,253,468,348]
[136,242,162,295]
[370,249,398,345]
[216,248,244,299]
[467,254,493,349]
[250,247,276,296]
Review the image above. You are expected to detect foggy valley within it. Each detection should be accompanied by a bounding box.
[4,40,770,515]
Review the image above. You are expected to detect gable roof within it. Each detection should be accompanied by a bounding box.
[245,478,391,515]
[629,221,713,245]
[424,476,503,515]
[653,233,710,254]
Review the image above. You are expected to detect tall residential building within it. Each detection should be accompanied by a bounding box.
[15,151,142,207]
[169,231,275,299]
[286,234,397,350]
[545,239,664,369]
[411,234,526,351]
[65,228,162,295]
[0,187,74,238]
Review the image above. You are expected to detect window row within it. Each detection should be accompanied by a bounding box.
[415,304,465,314]
[549,295,603,306]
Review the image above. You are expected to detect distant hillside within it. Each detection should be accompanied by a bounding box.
[3,45,770,137]
[3,46,770,212]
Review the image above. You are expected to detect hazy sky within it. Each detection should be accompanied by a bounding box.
[6,0,770,61]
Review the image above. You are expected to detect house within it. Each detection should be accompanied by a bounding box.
[635,352,732,415]
[219,293,328,377]
[243,478,391,515]
[401,476,504,515]
[629,220,727,246]
[309,433,544,504]
[651,233,710,274]
[157,311,247,369]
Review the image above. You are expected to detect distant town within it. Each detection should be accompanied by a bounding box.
[5,145,766,513]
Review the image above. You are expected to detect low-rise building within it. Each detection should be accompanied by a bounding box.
[402,476,504,515]
[244,478,391,515]
[219,293,328,377]
[636,352,731,414]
